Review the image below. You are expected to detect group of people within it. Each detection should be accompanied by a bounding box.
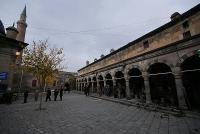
[23,87,65,103]
[45,88,64,102]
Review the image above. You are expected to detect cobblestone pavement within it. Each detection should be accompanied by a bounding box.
[0,93,200,134]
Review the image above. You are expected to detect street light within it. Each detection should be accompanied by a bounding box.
[15,51,20,56]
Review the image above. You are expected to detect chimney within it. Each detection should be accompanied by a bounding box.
[110,48,115,53]
[86,60,89,65]
[170,12,181,20]
[100,54,104,58]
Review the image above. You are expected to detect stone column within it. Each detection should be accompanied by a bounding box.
[143,72,152,103]
[113,78,116,87]
[91,81,94,93]
[125,75,131,99]
[103,79,106,87]
[97,79,100,94]
[174,68,188,109]
[76,82,77,90]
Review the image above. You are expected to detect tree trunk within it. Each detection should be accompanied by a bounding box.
[39,77,47,110]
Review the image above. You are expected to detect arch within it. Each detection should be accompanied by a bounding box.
[128,68,145,100]
[98,75,104,91]
[148,62,178,106]
[113,67,124,75]
[92,76,97,93]
[125,64,143,75]
[176,50,198,67]
[114,71,126,98]
[181,54,200,110]
[145,59,174,72]
[88,77,92,85]
[105,73,113,96]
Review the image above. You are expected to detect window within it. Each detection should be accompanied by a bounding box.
[183,31,191,39]
[182,21,189,29]
[143,40,149,48]
[32,80,37,87]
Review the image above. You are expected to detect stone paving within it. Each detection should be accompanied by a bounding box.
[0,93,200,134]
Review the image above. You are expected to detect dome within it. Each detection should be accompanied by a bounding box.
[170,12,181,20]
[6,23,19,39]
[0,20,6,36]
[6,25,18,33]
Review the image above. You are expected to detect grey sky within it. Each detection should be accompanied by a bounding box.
[0,0,199,72]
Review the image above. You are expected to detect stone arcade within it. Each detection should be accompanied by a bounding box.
[77,4,200,110]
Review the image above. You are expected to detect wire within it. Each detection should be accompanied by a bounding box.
[77,68,200,80]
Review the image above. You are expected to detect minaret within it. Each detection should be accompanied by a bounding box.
[16,6,27,42]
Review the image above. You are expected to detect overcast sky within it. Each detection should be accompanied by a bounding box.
[0,0,199,72]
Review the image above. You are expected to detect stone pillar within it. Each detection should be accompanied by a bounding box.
[103,79,106,87]
[83,82,86,91]
[78,81,80,91]
[113,78,116,87]
[82,83,84,91]
[76,82,77,90]
[174,68,188,109]
[97,79,100,94]
[125,75,131,99]
[143,72,152,103]
[91,81,94,93]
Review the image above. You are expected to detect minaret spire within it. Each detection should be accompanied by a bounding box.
[16,5,27,42]
[21,5,26,17]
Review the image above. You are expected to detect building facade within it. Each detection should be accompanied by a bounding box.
[51,71,77,90]
[0,6,28,91]
[77,4,200,110]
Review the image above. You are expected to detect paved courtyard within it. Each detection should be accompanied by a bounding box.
[0,93,200,134]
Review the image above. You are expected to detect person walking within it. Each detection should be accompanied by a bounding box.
[54,89,59,101]
[24,90,29,103]
[46,88,51,102]
[59,87,63,101]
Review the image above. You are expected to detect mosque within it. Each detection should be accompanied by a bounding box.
[0,6,28,91]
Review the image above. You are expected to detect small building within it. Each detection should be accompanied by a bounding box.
[0,6,28,92]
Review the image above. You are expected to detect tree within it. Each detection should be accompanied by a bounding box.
[22,40,64,109]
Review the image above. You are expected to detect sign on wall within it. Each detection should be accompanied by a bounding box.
[0,72,8,80]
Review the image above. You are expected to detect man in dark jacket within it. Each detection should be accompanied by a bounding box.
[46,88,51,102]
[59,87,63,101]
[24,90,29,103]
[54,89,59,101]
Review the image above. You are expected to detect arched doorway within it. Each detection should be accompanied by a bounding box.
[84,78,87,88]
[98,75,104,94]
[92,77,97,93]
[181,54,200,110]
[148,63,178,106]
[79,80,81,91]
[115,71,126,98]
[105,73,113,96]
[88,78,92,91]
[128,68,145,100]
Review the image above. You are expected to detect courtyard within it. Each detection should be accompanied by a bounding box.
[0,93,200,134]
